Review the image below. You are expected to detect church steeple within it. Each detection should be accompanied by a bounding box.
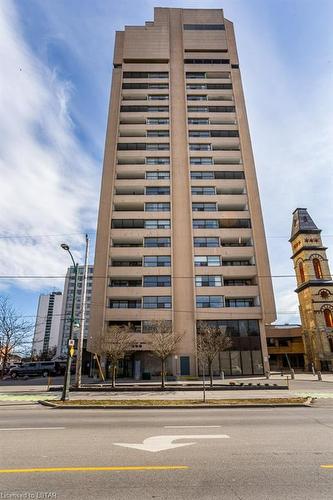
[290,208,321,242]
[290,208,333,371]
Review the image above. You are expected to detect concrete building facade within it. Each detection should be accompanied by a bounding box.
[32,292,63,357]
[290,208,333,371]
[58,265,93,356]
[88,7,276,377]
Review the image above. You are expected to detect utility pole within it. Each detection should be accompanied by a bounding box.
[60,245,78,402]
[75,234,89,388]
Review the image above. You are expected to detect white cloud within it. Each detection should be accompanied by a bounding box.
[0,1,98,291]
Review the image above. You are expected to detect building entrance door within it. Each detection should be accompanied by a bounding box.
[180,356,190,376]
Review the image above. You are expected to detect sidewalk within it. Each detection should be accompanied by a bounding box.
[1,373,333,404]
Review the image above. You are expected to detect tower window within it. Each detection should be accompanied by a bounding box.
[313,258,323,279]
[324,309,333,328]
[299,261,305,283]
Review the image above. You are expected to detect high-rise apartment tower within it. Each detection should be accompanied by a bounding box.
[32,292,63,357]
[58,265,93,356]
[88,7,276,377]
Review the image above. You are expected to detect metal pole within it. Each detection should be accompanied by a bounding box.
[75,234,89,388]
[202,360,206,403]
[61,262,78,401]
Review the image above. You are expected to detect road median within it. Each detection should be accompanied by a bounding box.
[39,397,312,409]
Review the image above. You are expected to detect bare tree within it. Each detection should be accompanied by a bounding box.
[0,296,32,378]
[101,324,133,387]
[197,321,232,388]
[32,346,57,362]
[149,320,183,389]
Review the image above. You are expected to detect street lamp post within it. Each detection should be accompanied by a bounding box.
[75,234,89,388]
[60,243,78,401]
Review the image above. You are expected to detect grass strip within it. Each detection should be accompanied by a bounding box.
[48,397,308,407]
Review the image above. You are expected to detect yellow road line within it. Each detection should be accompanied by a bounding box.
[0,465,189,474]
[321,465,333,469]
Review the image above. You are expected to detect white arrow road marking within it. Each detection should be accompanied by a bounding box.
[113,434,230,453]
[164,425,221,429]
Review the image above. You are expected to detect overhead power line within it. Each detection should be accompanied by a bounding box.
[0,273,327,279]
[0,231,333,240]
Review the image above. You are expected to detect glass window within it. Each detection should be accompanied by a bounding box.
[230,351,242,375]
[194,237,219,247]
[146,171,170,179]
[194,256,220,266]
[219,219,251,229]
[147,131,169,137]
[144,237,171,247]
[123,72,168,79]
[225,298,255,307]
[299,261,305,282]
[252,351,263,374]
[187,95,207,101]
[186,84,207,90]
[183,24,225,31]
[143,296,172,308]
[186,72,206,79]
[185,59,229,64]
[222,260,251,267]
[146,157,170,165]
[313,258,323,279]
[188,106,209,113]
[191,187,215,195]
[145,202,170,212]
[190,157,213,165]
[112,219,145,229]
[324,309,333,328]
[207,83,232,90]
[215,171,244,179]
[146,143,169,150]
[144,219,170,229]
[193,219,219,229]
[145,187,170,195]
[148,95,169,100]
[211,130,239,137]
[109,300,141,309]
[148,83,169,89]
[189,131,210,137]
[196,295,224,308]
[195,275,222,287]
[241,351,252,375]
[191,171,214,180]
[143,256,171,267]
[192,203,216,211]
[188,106,235,113]
[188,118,209,124]
[143,276,171,287]
[190,144,211,151]
[147,106,169,112]
[147,118,169,124]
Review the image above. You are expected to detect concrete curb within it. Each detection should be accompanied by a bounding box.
[48,384,288,392]
[0,402,39,407]
[38,398,313,410]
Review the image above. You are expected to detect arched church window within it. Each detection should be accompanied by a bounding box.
[313,258,323,279]
[299,261,305,283]
[324,309,333,328]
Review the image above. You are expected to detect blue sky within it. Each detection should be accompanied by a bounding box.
[1,0,333,326]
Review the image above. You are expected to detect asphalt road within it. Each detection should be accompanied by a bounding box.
[0,405,332,500]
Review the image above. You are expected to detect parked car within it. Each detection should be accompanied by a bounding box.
[9,361,65,378]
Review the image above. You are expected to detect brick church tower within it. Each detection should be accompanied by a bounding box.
[290,208,333,371]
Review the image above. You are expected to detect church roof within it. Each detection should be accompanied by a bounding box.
[290,208,321,242]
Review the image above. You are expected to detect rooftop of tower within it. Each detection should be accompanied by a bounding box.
[290,208,321,242]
